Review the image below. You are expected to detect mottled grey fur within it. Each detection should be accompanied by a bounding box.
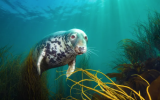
[32,29,88,77]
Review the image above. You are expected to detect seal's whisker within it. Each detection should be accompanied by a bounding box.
[88,47,99,52]
[84,53,90,61]
[88,48,96,52]
[86,51,91,60]
[88,47,96,48]
[85,52,91,58]
[87,49,99,57]
[87,51,92,55]
[88,48,99,52]
[86,50,91,58]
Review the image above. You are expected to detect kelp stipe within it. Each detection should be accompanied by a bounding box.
[71,55,93,99]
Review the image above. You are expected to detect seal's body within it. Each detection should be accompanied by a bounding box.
[32,29,88,77]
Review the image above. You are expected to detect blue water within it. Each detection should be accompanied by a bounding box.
[0,0,160,99]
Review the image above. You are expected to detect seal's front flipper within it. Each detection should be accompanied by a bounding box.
[37,48,46,75]
[66,59,75,77]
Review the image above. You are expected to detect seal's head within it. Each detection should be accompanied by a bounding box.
[67,29,88,55]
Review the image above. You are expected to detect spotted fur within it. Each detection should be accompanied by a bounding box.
[32,29,88,77]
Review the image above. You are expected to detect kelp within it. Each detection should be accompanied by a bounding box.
[145,76,160,100]
[118,39,149,64]
[106,73,123,80]
[108,58,160,99]
[56,68,151,100]
[50,55,93,100]
[107,11,160,99]
[142,12,160,51]
[115,11,160,66]
[19,49,49,100]
[0,46,49,100]
[0,46,22,100]
[70,55,93,99]
[124,70,160,98]
[110,11,160,80]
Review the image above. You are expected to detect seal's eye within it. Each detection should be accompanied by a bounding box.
[71,35,76,39]
[85,36,88,40]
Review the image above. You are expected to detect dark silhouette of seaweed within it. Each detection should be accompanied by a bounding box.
[19,49,49,100]
[106,11,160,99]
[0,46,49,100]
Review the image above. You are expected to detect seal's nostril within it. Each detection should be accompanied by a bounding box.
[79,47,84,52]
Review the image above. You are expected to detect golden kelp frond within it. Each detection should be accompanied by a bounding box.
[56,68,151,100]
[19,49,49,100]
[145,76,160,100]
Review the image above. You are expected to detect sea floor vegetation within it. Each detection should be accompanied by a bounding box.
[19,49,49,100]
[106,11,160,100]
[0,46,153,100]
[55,68,151,100]
[0,46,48,100]
[1,11,160,100]
[1,46,151,100]
[0,46,22,100]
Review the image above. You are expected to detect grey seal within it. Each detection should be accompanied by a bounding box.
[32,29,88,77]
